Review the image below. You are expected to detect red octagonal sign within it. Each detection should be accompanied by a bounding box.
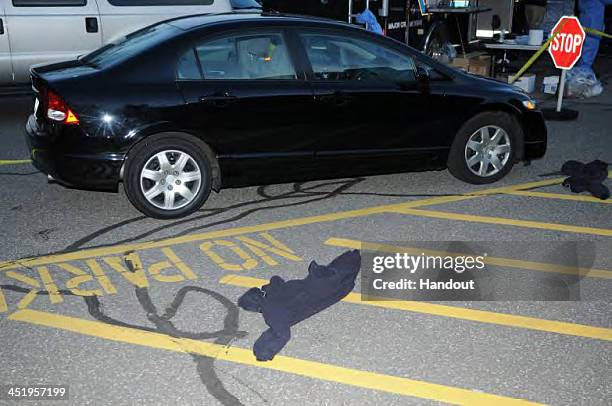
[548,16,586,70]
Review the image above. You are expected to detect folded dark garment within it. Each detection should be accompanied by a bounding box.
[561,160,610,200]
[238,250,361,361]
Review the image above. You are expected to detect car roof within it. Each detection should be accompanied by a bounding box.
[166,11,352,31]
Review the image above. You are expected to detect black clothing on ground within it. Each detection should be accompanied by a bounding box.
[561,160,610,200]
[238,250,361,361]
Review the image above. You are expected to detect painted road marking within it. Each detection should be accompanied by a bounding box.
[220,275,612,342]
[0,159,31,165]
[394,208,612,237]
[0,234,303,313]
[0,287,7,313]
[325,238,612,280]
[0,197,472,270]
[0,177,573,271]
[458,176,570,192]
[10,309,544,405]
[504,190,612,204]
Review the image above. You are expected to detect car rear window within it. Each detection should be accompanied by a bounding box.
[177,32,297,80]
[80,23,178,68]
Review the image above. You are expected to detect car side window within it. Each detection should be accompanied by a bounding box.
[299,32,416,84]
[178,32,297,81]
[177,49,201,80]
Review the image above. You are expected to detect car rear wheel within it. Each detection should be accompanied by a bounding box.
[124,134,212,219]
[447,112,521,184]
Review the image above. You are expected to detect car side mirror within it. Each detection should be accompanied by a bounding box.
[416,66,430,93]
[395,68,428,92]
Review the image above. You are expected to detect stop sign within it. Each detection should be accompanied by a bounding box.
[548,16,586,69]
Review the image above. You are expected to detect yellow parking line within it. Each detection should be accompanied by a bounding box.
[220,275,612,342]
[0,195,503,271]
[504,190,612,204]
[394,208,612,237]
[325,238,612,279]
[10,309,543,405]
[0,159,31,165]
[0,176,573,271]
[442,177,567,194]
[0,197,473,270]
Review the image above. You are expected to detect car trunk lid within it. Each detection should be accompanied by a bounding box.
[30,59,96,121]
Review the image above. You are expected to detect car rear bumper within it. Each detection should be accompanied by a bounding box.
[26,114,124,191]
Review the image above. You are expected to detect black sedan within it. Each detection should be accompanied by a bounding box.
[26,12,547,219]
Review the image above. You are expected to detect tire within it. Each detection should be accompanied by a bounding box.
[423,21,451,63]
[123,133,213,219]
[447,111,521,184]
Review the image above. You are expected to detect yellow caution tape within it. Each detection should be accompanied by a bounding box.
[509,24,610,84]
[585,27,612,40]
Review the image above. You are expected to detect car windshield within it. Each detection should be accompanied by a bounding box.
[230,0,262,9]
[80,23,178,68]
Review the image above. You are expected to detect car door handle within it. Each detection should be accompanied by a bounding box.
[200,92,237,107]
[318,91,353,107]
[335,93,353,106]
[85,17,98,33]
[0,18,4,35]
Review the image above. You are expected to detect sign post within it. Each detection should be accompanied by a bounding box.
[543,16,586,120]
[556,69,567,112]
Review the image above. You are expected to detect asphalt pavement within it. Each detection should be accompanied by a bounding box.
[0,91,610,406]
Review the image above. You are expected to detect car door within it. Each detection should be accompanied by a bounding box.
[176,28,318,183]
[297,29,446,170]
[6,0,102,83]
[0,4,12,84]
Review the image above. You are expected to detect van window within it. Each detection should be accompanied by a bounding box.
[178,32,296,80]
[13,0,86,5]
[81,23,178,68]
[107,0,213,5]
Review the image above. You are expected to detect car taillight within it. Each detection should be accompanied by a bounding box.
[47,90,79,125]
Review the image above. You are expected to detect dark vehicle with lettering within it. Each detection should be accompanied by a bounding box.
[26,12,546,219]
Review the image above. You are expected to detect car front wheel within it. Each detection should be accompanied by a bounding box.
[124,134,212,219]
[447,112,521,184]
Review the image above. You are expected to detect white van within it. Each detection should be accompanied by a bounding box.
[0,0,261,84]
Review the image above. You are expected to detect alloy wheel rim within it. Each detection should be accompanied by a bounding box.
[464,125,511,177]
[140,150,202,210]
